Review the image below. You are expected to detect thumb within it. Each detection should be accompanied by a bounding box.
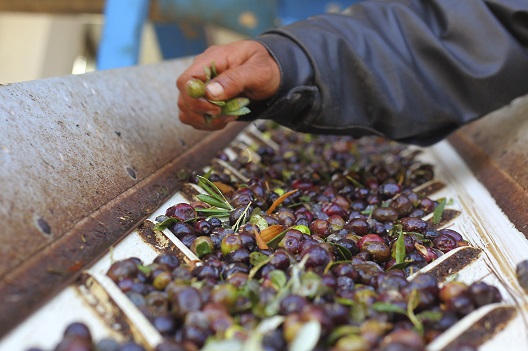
[205,66,249,101]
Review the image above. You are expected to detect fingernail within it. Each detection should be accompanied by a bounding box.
[206,82,224,98]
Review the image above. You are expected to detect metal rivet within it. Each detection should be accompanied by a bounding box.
[37,217,51,236]
[126,167,137,180]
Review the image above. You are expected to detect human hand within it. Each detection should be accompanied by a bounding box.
[176,40,281,130]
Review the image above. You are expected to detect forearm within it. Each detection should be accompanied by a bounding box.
[248,0,528,145]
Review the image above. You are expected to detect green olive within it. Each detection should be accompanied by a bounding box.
[186,78,206,98]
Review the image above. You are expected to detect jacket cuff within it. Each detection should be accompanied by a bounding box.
[237,34,319,126]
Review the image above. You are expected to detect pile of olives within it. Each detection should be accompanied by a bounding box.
[29,125,503,350]
[107,125,501,350]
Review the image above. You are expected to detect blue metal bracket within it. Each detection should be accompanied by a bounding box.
[97,0,362,70]
[97,0,150,70]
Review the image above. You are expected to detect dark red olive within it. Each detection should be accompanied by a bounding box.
[400,217,428,233]
[372,207,399,222]
[165,203,196,222]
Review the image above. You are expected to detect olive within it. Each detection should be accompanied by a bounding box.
[96,338,120,351]
[54,336,92,351]
[433,234,457,253]
[357,234,385,251]
[186,78,206,98]
[362,242,391,263]
[63,322,92,342]
[279,294,308,315]
[221,234,243,256]
[468,281,501,307]
[191,236,214,258]
[153,253,180,270]
[194,219,212,235]
[336,238,360,255]
[303,244,334,270]
[209,283,238,309]
[152,314,176,336]
[152,271,172,290]
[165,203,196,222]
[372,207,399,222]
[107,258,139,283]
[223,248,251,265]
[168,222,195,238]
[170,286,203,318]
[390,195,413,216]
[379,183,401,199]
[310,219,331,238]
[345,218,370,236]
[400,217,427,233]
[155,340,187,351]
[229,205,253,226]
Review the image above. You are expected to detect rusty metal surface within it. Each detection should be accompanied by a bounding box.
[0,59,247,336]
[448,94,528,239]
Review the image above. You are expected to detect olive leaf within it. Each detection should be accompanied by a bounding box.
[200,62,251,117]
[196,175,233,211]
[394,226,406,264]
[249,210,269,231]
[326,325,361,346]
[153,217,180,231]
[372,302,407,315]
[222,107,251,116]
[269,270,288,290]
[433,198,447,225]
[407,289,424,336]
[196,194,232,210]
[249,251,269,267]
[330,242,353,261]
[289,320,321,351]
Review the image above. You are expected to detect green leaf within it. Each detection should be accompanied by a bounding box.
[394,229,406,264]
[289,320,321,351]
[153,217,180,231]
[204,67,211,82]
[330,243,353,261]
[417,310,443,322]
[346,175,364,188]
[196,194,232,210]
[326,325,361,346]
[207,99,226,107]
[249,211,269,231]
[292,224,310,235]
[249,251,269,267]
[197,175,232,210]
[407,289,424,336]
[269,270,287,289]
[195,207,230,215]
[248,255,272,279]
[372,302,407,315]
[195,241,212,258]
[266,228,288,248]
[137,264,152,275]
[202,338,244,351]
[296,271,323,298]
[211,61,218,78]
[387,260,412,271]
[223,97,250,112]
[222,106,251,116]
[335,297,355,306]
[433,198,447,225]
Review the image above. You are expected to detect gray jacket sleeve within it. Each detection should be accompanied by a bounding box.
[243,0,528,146]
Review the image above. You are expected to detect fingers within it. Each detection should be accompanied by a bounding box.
[176,40,281,130]
[177,94,236,131]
